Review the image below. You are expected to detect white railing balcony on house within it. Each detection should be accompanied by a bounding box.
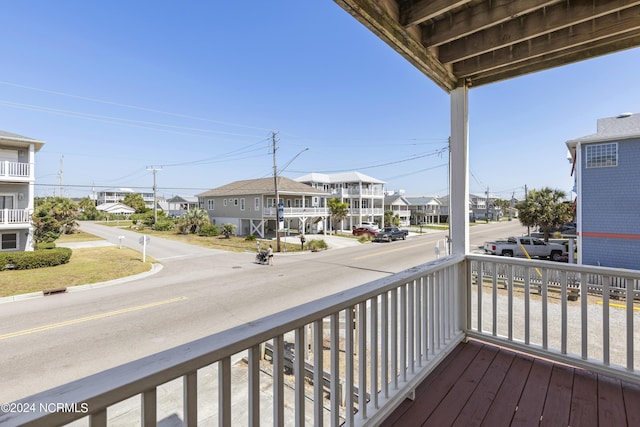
[332,188,385,198]
[0,161,31,179]
[466,254,640,381]
[350,208,384,216]
[390,209,410,217]
[3,255,640,426]
[263,207,330,217]
[0,209,31,225]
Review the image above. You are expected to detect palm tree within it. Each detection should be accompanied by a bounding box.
[327,198,349,233]
[516,187,573,241]
[178,208,210,234]
[221,223,236,238]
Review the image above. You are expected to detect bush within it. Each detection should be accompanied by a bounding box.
[0,247,72,271]
[153,219,175,231]
[244,234,257,241]
[221,223,237,238]
[131,211,167,227]
[198,224,219,237]
[357,234,373,243]
[306,239,328,251]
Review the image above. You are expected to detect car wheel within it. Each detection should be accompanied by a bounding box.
[503,250,514,257]
[551,251,562,261]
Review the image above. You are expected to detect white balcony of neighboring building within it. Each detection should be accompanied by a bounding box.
[0,161,32,181]
[0,208,31,226]
[263,206,330,217]
[331,188,385,198]
[348,207,384,216]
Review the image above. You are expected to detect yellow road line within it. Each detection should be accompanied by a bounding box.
[354,242,432,260]
[596,301,640,311]
[0,296,187,341]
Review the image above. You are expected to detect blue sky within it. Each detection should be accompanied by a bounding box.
[1,1,638,201]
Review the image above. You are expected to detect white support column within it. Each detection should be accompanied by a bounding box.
[450,85,470,255]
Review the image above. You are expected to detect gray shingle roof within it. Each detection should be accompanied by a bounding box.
[0,129,45,150]
[197,177,328,197]
[568,113,640,143]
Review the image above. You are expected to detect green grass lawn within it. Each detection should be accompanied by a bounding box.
[1,247,154,298]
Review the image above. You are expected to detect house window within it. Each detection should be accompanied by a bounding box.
[1,233,17,250]
[267,198,275,208]
[207,199,214,210]
[255,197,260,210]
[234,199,239,206]
[295,199,302,208]
[586,142,617,168]
[223,199,228,207]
[240,198,245,211]
[0,195,14,209]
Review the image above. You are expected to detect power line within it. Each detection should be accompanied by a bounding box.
[0,81,274,132]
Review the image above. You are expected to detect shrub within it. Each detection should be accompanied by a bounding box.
[0,247,72,271]
[221,223,237,238]
[306,239,328,251]
[357,234,373,243]
[198,224,219,237]
[153,219,175,231]
[131,211,167,227]
[244,234,257,241]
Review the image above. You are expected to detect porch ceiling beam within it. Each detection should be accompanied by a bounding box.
[334,0,458,91]
[454,7,640,78]
[400,0,471,28]
[420,0,559,47]
[437,0,640,63]
[466,32,640,87]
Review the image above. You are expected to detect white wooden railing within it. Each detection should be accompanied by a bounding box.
[331,189,385,197]
[0,208,31,225]
[349,208,384,216]
[0,256,465,427]
[0,161,31,178]
[466,254,640,383]
[4,254,640,426]
[263,207,330,217]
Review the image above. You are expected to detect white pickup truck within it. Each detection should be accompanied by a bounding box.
[483,236,565,261]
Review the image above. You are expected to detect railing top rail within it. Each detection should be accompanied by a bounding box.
[467,253,640,279]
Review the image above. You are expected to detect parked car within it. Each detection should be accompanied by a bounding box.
[352,227,378,236]
[483,236,565,261]
[359,221,379,230]
[373,227,409,242]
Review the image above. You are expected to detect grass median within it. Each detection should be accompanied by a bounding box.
[1,232,155,298]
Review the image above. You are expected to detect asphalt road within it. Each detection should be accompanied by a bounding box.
[0,220,528,403]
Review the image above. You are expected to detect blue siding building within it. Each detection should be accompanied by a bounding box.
[567,113,640,270]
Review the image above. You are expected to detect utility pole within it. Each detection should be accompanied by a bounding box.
[147,166,162,224]
[59,155,64,197]
[272,131,282,252]
[525,184,529,235]
[485,186,490,223]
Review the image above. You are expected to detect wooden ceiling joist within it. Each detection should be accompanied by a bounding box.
[334,0,640,91]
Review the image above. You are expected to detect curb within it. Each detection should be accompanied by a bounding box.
[0,263,163,305]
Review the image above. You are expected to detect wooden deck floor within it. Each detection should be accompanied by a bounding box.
[381,340,640,427]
